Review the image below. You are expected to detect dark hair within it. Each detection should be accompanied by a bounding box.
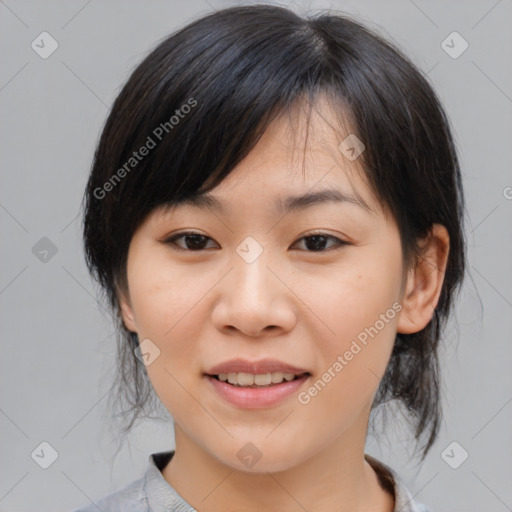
[82,4,466,460]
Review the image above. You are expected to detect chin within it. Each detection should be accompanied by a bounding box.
[211,441,306,474]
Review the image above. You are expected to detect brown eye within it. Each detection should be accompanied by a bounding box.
[291,234,349,252]
[164,232,218,251]
[163,232,349,253]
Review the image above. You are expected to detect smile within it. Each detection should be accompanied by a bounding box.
[205,373,311,409]
[214,371,307,387]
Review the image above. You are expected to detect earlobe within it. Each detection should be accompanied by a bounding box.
[120,296,137,333]
[397,224,450,334]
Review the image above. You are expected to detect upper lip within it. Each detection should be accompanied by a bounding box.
[205,358,310,376]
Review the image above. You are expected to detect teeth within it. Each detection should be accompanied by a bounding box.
[217,372,300,387]
[254,373,271,385]
[238,372,255,386]
[271,371,284,383]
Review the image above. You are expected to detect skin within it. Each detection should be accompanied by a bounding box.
[120,95,450,512]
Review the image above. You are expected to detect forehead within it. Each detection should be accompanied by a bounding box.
[168,95,383,219]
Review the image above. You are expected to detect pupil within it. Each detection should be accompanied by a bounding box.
[306,235,328,251]
[186,234,207,250]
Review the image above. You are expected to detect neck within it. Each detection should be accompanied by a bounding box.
[162,425,394,512]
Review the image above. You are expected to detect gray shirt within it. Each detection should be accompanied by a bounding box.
[70,451,431,512]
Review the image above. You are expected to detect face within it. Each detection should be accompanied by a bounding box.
[120,96,421,473]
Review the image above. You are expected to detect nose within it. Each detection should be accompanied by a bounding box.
[211,248,297,338]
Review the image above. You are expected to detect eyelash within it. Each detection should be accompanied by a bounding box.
[163,231,350,253]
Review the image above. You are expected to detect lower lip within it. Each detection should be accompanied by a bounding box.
[205,374,310,409]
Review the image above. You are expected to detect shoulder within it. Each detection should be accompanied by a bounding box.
[68,475,148,512]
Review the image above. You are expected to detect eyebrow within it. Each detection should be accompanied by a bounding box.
[174,188,375,215]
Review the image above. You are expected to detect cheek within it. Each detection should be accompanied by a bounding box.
[125,251,220,413]
[311,262,399,343]
[127,274,204,422]
[127,251,203,338]
[298,301,397,436]
[305,250,401,399]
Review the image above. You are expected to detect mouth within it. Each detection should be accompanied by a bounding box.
[207,371,311,388]
[204,371,311,409]
[203,358,312,408]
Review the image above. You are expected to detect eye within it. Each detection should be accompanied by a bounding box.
[163,231,349,253]
[164,232,218,251]
[291,233,349,252]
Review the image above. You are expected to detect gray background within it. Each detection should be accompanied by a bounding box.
[1,0,511,511]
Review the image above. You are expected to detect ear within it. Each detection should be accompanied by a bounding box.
[119,292,137,333]
[397,224,450,334]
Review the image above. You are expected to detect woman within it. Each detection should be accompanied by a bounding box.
[74,5,466,511]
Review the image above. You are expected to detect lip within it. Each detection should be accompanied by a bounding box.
[205,358,310,376]
[205,373,310,409]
